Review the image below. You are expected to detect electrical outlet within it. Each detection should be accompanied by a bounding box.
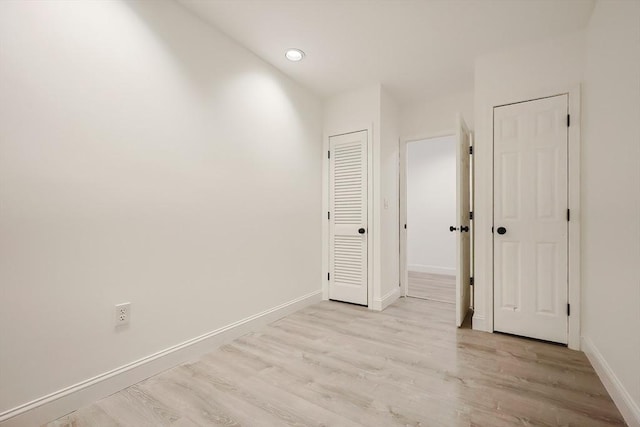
[115,302,130,327]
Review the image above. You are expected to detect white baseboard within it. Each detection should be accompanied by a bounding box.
[472,314,488,332]
[371,287,401,311]
[0,290,322,427]
[582,336,640,427]
[408,264,456,276]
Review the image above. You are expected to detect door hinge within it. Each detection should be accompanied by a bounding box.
[567,303,571,316]
[567,209,570,221]
[470,277,474,286]
[491,226,494,233]
[469,146,473,155]
[567,114,570,127]
[327,272,330,281]
[328,211,330,220]
[404,224,407,229]
[469,211,473,220]
[328,150,330,159]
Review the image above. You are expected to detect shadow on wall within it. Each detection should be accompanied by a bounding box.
[123,0,315,141]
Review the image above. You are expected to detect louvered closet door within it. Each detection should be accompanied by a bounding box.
[329,131,368,306]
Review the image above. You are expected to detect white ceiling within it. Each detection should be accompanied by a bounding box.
[177,0,595,105]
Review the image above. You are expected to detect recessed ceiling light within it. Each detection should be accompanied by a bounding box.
[285,48,305,62]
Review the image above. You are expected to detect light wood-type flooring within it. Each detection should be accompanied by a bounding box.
[408,271,456,303]
[48,298,625,426]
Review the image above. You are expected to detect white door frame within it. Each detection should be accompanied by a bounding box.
[484,84,581,349]
[322,124,374,308]
[399,130,456,299]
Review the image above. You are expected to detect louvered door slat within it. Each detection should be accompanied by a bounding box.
[329,131,368,305]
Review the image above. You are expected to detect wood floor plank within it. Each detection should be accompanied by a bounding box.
[134,369,244,426]
[47,298,626,426]
[408,271,456,303]
[225,334,454,426]
[46,405,120,427]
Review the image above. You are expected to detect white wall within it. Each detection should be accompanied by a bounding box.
[581,1,640,423]
[379,87,401,301]
[0,0,322,419]
[407,136,456,275]
[400,90,474,140]
[323,84,400,309]
[473,30,585,332]
[323,85,380,137]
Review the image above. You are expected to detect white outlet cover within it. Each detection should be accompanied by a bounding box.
[115,302,130,327]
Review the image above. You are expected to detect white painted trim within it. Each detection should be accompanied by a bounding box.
[582,336,640,427]
[0,291,322,427]
[367,124,375,310]
[322,129,330,301]
[399,131,455,298]
[399,137,408,297]
[566,85,581,350]
[475,83,581,351]
[371,287,401,311]
[323,124,374,308]
[403,130,456,144]
[470,314,486,332]
[408,265,456,275]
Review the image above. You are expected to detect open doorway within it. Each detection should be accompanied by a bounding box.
[399,115,473,327]
[405,135,457,303]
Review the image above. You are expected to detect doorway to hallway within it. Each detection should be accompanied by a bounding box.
[400,115,473,327]
[405,135,457,304]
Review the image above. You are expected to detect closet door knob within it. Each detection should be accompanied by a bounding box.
[497,227,507,235]
[449,226,458,232]
[358,228,366,234]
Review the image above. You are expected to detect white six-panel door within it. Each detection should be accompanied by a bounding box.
[493,95,569,344]
[329,131,368,305]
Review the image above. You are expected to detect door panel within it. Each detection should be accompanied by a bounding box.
[494,95,568,344]
[329,131,368,305]
[499,241,521,310]
[456,115,471,327]
[535,242,557,314]
[500,152,521,219]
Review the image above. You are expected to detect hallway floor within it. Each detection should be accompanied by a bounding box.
[49,298,625,426]
[408,271,456,303]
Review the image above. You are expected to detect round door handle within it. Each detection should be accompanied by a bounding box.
[449,226,458,232]
[358,228,366,234]
[460,226,469,232]
[497,226,507,235]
